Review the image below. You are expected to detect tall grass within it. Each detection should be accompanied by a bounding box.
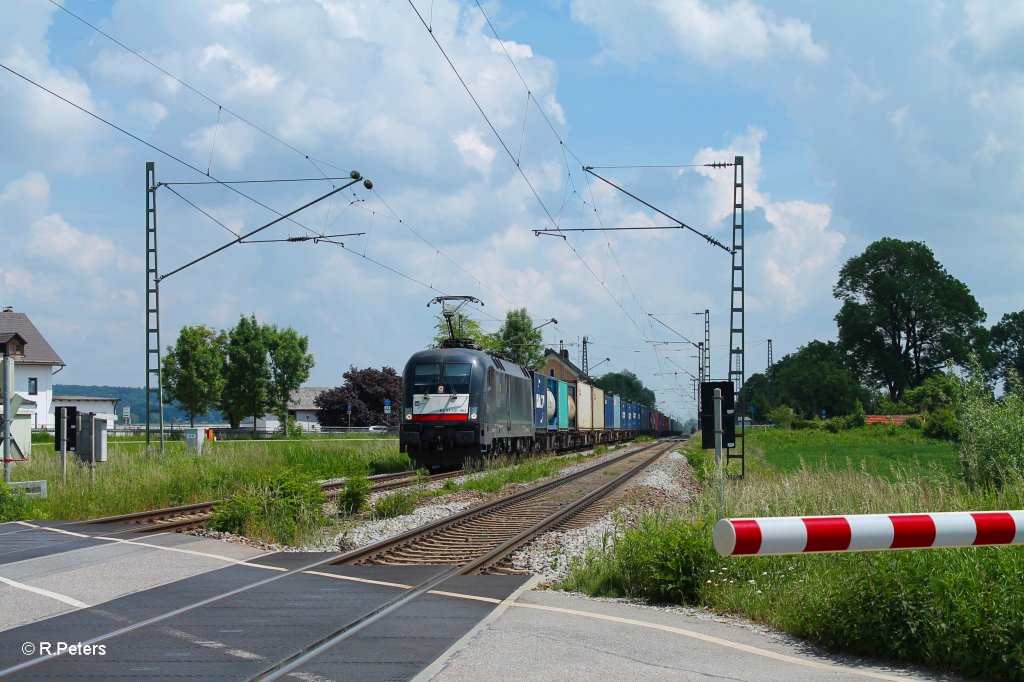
[459,456,564,494]
[208,471,329,545]
[562,433,1024,679]
[10,439,408,519]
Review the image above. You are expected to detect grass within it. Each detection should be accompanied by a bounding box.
[746,425,958,478]
[9,438,409,520]
[561,428,1024,679]
[458,456,565,494]
[208,471,329,545]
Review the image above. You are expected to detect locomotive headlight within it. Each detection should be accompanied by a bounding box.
[404,408,412,420]
[470,406,478,420]
[470,412,478,420]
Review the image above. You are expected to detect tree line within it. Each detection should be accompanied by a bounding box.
[162,315,314,431]
[741,237,1023,423]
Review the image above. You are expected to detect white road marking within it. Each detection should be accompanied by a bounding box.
[162,626,266,661]
[17,522,285,570]
[512,602,908,681]
[0,574,90,608]
[301,570,500,603]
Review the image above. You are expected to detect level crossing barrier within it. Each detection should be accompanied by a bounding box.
[714,511,1024,557]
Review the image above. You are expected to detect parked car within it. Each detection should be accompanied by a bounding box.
[368,425,388,434]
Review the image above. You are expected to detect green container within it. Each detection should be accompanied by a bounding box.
[557,380,569,429]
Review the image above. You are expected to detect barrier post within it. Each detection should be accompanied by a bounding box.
[59,407,67,484]
[714,388,725,520]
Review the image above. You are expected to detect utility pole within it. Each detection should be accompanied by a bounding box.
[767,338,773,408]
[727,156,746,478]
[145,161,164,454]
[2,345,12,484]
[582,336,589,376]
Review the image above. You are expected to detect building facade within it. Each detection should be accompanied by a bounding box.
[0,307,65,429]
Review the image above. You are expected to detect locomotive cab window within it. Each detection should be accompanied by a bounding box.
[442,363,472,393]
[413,364,441,393]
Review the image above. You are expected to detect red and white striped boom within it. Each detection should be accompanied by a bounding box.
[714,511,1024,557]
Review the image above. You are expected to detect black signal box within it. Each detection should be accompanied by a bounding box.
[55,406,78,451]
[700,381,735,449]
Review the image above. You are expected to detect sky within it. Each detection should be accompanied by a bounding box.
[1,0,1022,421]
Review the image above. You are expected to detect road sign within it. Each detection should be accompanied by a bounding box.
[384,406,392,414]
[384,399,391,407]
[346,404,352,414]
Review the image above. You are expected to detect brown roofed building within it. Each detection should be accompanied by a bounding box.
[0,307,65,428]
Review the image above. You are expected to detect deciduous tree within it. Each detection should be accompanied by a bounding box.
[496,308,545,370]
[834,238,985,401]
[162,325,225,427]
[431,312,500,351]
[316,366,401,427]
[221,315,270,431]
[991,310,1024,390]
[771,340,867,418]
[267,325,315,428]
[595,370,656,408]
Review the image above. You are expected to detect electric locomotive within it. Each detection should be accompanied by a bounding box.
[399,346,535,469]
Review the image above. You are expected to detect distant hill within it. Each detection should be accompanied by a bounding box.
[53,385,222,424]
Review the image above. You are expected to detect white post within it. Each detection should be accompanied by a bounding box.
[713,388,724,520]
[59,407,67,484]
[2,353,12,484]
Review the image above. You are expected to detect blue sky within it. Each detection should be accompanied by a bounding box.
[2,0,1022,420]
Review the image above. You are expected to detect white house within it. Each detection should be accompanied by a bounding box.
[243,386,329,433]
[0,307,65,429]
[51,396,120,430]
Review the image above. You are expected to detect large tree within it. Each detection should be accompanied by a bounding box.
[162,325,225,427]
[316,366,402,427]
[772,341,867,418]
[991,310,1024,390]
[431,312,500,351]
[267,324,315,428]
[221,315,271,431]
[595,370,656,408]
[496,308,545,370]
[834,238,985,401]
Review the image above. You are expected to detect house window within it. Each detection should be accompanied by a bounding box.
[28,377,38,395]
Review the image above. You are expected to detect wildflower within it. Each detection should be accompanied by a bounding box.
[761,571,768,576]
[756,590,762,594]
[706,580,712,584]
[747,579,756,584]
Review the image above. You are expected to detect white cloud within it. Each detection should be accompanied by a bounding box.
[182,119,257,171]
[570,0,826,66]
[452,128,497,178]
[962,0,1024,58]
[201,43,281,94]
[210,2,250,26]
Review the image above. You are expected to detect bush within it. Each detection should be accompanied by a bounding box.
[0,481,29,522]
[767,405,794,429]
[904,415,923,429]
[338,475,370,515]
[844,408,867,429]
[923,408,959,441]
[562,515,718,605]
[959,373,1024,488]
[208,471,328,544]
[373,490,417,519]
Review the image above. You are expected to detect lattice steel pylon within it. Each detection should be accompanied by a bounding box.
[145,162,164,453]
[703,308,711,382]
[727,156,745,478]
[767,338,773,407]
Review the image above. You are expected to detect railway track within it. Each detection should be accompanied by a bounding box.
[88,469,465,534]
[335,438,679,575]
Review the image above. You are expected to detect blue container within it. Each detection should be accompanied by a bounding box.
[603,395,614,430]
[532,372,547,430]
[613,395,622,429]
[546,376,558,430]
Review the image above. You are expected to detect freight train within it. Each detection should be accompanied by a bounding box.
[398,346,681,469]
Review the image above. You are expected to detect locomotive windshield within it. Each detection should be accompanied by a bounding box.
[412,362,472,394]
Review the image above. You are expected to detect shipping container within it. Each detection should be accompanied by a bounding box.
[604,394,615,430]
[612,395,622,429]
[546,376,558,430]
[557,380,569,430]
[532,372,547,430]
[592,386,604,430]
[577,382,593,430]
[567,383,577,429]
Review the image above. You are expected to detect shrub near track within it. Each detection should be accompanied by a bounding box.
[209,471,329,545]
[562,431,1024,680]
[11,439,409,520]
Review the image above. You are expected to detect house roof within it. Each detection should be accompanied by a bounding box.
[0,309,64,366]
[544,348,586,379]
[53,396,120,403]
[288,386,331,411]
